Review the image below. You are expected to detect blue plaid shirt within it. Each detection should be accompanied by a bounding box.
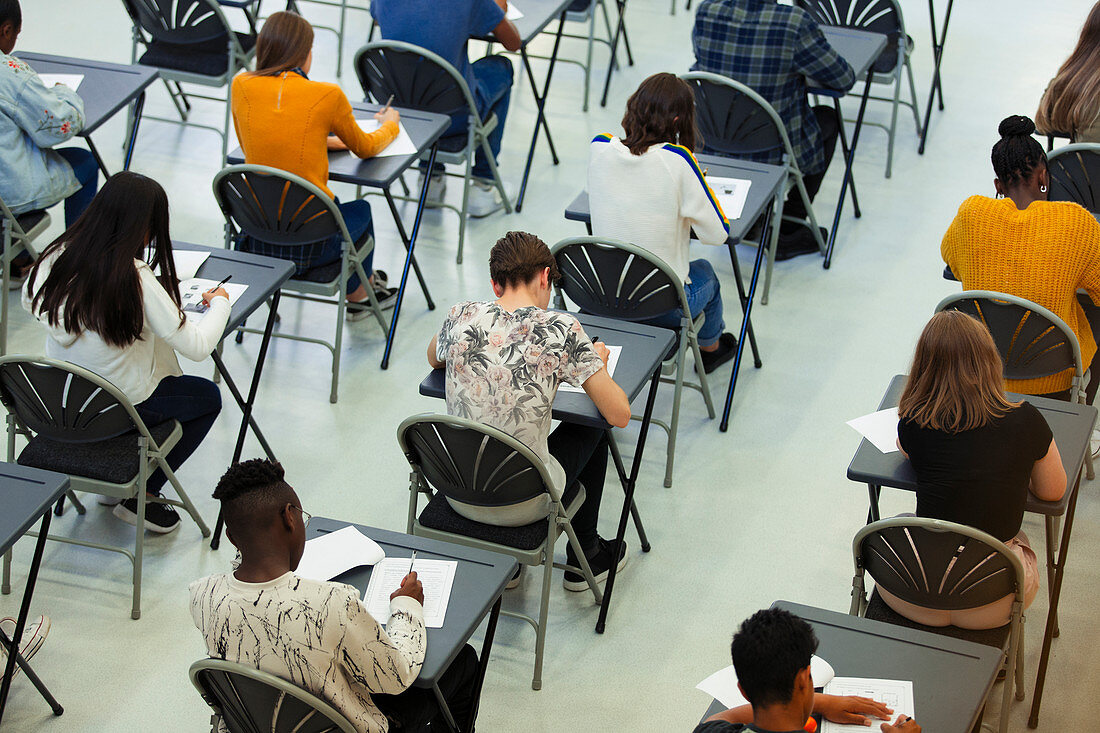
[692,0,855,175]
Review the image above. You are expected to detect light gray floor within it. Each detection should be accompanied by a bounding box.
[3,1,1099,731]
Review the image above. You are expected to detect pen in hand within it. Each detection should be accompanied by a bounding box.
[382,94,394,114]
[408,550,417,577]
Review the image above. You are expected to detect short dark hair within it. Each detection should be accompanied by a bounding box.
[621,72,700,155]
[213,459,296,537]
[731,609,818,708]
[0,0,20,29]
[991,115,1046,187]
[488,231,560,290]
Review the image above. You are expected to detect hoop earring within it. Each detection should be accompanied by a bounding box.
[1040,185,1048,193]
[996,192,1004,199]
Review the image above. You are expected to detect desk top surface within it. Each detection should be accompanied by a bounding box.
[809,27,889,95]
[0,462,70,556]
[481,0,573,45]
[305,517,516,685]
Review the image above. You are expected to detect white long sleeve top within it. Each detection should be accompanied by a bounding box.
[587,134,730,283]
[23,249,231,403]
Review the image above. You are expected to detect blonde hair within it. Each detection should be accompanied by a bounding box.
[1036,1,1100,137]
[899,311,1020,433]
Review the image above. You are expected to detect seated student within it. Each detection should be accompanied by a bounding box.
[589,72,738,374]
[942,115,1100,403]
[190,459,479,733]
[370,0,519,217]
[695,608,918,733]
[1036,2,1100,143]
[427,231,632,590]
[231,11,399,318]
[0,0,98,278]
[691,0,855,260]
[23,173,229,534]
[891,311,1067,629]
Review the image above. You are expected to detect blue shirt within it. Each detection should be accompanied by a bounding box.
[371,0,505,100]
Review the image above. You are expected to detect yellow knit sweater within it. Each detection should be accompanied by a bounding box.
[231,71,398,199]
[942,195,1100,395]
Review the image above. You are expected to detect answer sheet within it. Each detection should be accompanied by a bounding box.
[355,119,419,158]
[821,677,914,733]
[558,344,621,393]
[696,655,835,709]
[295,525,386,582]
[506,3,524,19]
[707,176,752,220]
[180,279,248,323]
[364,557,457,628]
[37,73,84,91]
[846,406,900,453]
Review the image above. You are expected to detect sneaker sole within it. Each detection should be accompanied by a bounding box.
[562,550,629,592]
[0,615,50,675]
[112,503,181,534]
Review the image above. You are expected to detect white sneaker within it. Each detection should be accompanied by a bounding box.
[1091,428,1100,459]
[466,178,505,218]
[97,494,124,506]
[416,171,447,203]
[0,615,51,676]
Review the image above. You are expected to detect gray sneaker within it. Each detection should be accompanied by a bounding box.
[416,171,446,203]
[467,178,505,218]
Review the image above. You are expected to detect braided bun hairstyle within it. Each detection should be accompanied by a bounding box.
[991,115,1046,187]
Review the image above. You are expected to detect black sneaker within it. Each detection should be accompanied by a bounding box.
[698,332,738,374]
[112,497,180,534]
[774,226,825,261]
[563,536,629,592]
[505,565,524,590]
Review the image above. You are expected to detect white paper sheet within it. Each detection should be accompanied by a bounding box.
[171,250,211,280]
[707,176,752,221]
[821,677,914,733]
[506,3,524,19]
[180,278,248,323]
[38,73,84,91]
[846,406,900,454]
[559,344,621,394]
[696,655,835,709]
[295,526,387,582]
[364,557,457,628]
[355,119,419,158]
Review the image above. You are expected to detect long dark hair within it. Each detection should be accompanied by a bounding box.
[253,11,313,76]
[621,73,700,155]
[27,172,182,348]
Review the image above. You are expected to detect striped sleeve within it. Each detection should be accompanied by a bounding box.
[662,143,731,240]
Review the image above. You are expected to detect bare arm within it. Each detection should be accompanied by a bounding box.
[427,334,445,369]
[490,0,521,51]
[581,342,630,428]
[1030,438,1067,502]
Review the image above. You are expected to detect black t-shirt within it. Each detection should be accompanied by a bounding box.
[897,402,1053,542]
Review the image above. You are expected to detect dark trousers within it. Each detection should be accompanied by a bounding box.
[55,147,99,228]
[373,644,479,732]
[548,422,609,554]
[781,105,841,234]
[134,375,222,494]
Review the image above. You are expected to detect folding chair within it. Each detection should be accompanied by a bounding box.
[851,517,1027,733]
[354,41,513,264]
[680,72,825,305]
[122,0,257,161]
[190,658,357,733]
[796,0,921,178]
[550,236,715,488]
[0,356,211,619]
[1047,143,1100,214]
[398,414,602,691]
[0,197,51,356]
[283,0,368,78]
[213,164,386,403]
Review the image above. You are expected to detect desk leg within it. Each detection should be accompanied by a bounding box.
[728,243,762,369]
[596,368,661,634]
[607,433,650,551]
[210,291,282,550]
[866,484,881,524]
[831,98,861,218]
[824,74,873,270]
[918,0,954,155]
[463,597,502,732]
[599,0,627,107]
[382,190,435,309]
[85,139,111,180]
[123,92,146,171]
[0,511,63,724]
[515,19,565,212]
[381,145,438,370]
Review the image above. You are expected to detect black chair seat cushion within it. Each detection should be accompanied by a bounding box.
[294,259,342,284]
[418,481,581,552]
[865,588,1011,650]
[872,33,913,75]
[436,132,471,154]
[17,421,179,485]
[14,209,48,235]
[567,0,591,12]
[139,32,255,77]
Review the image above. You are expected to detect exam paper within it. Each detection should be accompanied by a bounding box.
[179,278,248,323]
[295,525,387,582]
[559,344,621,393]
[171,250,210,280]
[846,407,900,454]
[506,3,524,19]
[696,655,835,709]
[38,73,84,91]
[364,557,457,628]
[356,119,419,158]
[708,176,752,220]
[821,677,914,733]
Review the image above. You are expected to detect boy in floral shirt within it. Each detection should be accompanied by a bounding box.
[427,231,632,591]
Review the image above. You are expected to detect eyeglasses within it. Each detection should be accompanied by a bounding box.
[295,506,312,528]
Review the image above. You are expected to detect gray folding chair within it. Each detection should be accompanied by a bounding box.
[122,0,256,161]
[190,658,357,733]
[796,0,920,178]
[213,164,386,404]
[354,41,513,264]
[851,517,1026,733]
[0,196,51,356]
[1047,143,1100,214]
[0,356,210,619]
[680,72,824,305]
[398,414,602,691]
[550,236,715,488]
[284,0,368,78]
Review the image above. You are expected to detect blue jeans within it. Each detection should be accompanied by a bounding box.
[135,375,222,495]
[644,259,725,348]
[55,147,98,228]
[424,55,513,180]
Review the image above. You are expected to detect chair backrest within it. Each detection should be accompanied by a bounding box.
[936,291,1084,387]
[795,0,905,73]
[122,0,233,46]
[354,41,479,123]
[853,517,1024,611]
[190,659,358,733]
[0,356,145,444]
[397,414,558,509]
[550,236,688,323]
[679,72,792,165]
[1047,143,1100,214]
[212,165,352,249]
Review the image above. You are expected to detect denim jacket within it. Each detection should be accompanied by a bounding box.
[0,53,85,215]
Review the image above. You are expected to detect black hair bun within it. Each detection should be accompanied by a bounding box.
[998,115,1036,138]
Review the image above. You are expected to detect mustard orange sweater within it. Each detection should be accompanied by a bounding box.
[942,195,1100,395]
[231,72,398,199]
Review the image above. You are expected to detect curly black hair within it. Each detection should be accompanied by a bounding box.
[991,115,1046,188]
[0,0,21,30]
[213,459,296,537]
[731,608,819,708]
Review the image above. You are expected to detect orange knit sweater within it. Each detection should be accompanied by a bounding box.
[230,72,398,199]
[941,195,1100,395]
